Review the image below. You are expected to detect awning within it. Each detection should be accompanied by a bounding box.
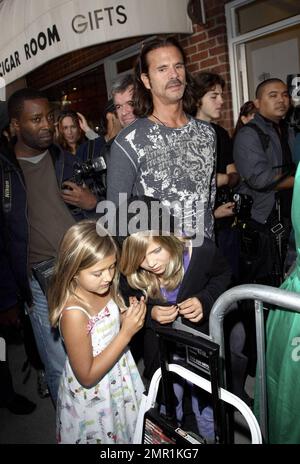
[0,0,192,86]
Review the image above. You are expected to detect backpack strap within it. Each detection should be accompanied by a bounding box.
[243,122,294,192]
[246,122,270,152]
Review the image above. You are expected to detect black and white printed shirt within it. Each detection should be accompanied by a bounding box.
[106,116,216,240]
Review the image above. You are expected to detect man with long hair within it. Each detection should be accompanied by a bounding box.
[106,37,216,241]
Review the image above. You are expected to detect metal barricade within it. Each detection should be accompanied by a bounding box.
[209,283,300,442]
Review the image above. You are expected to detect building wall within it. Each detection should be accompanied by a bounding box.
[179,0,233,132]
[26,36,145,90]
[26,0,233,131]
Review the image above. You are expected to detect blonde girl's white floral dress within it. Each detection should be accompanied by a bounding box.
[56,299,144,444]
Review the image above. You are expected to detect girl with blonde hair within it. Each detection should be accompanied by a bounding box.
[48,219,145,444]
[117,196,231,441]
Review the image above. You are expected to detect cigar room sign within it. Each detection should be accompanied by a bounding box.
[0,0,192,85]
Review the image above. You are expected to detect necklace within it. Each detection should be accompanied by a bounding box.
[152,113,167,126]
[151,113,188,128]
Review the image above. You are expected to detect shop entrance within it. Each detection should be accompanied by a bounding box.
[44,64,107,132]
[226,0,300,121]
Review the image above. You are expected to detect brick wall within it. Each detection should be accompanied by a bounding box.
[179,0,233,133]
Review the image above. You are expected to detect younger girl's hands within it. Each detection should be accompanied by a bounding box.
[151,304,179,325]
[178,298,203,323]
[121,297,146,341]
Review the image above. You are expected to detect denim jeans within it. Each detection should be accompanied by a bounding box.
[27,276,66,405]
[160,351,215,441]
[173,379,215,440]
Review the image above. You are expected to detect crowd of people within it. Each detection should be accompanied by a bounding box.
[0,36,299,444]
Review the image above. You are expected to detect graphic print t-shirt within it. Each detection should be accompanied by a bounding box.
[107,117,216,240]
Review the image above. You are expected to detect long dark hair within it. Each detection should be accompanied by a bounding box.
[133,37,196,117]
[57,110,85,153]
[233,101,257,137]
[193,72,225,104]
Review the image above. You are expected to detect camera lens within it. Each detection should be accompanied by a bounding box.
[92,156,107,172]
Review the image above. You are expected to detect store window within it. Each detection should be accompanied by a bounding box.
[226,0,300,121]
[116,54,139,75]
[244,25,300,99]
[236,0,300,35]
[44,65,108,133]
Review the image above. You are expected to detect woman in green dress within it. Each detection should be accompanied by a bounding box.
[260,163,300,443]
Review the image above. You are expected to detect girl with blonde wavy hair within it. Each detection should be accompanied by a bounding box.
[48,219,145,444]
[120,233,186,301]
[117,196,232,442]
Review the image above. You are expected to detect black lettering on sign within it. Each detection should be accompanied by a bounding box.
[104,7,113,26]
[24,43,30,60]
[47,24,61,46]
[38,32,47,50]
[88,11,94,31]
[0,51,21,76]
[30,38,38,56]
[24,24,61,60]
[72,14,88,33]
[94,9,104,28]
[116,5,127,24]
[15,51,21,66]
[72,5,127,33]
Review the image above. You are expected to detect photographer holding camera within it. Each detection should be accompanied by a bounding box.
[234,78,295,287]
[74,75,136,204]
[0,89,99,405]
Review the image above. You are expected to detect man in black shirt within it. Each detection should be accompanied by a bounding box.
[194,72,240,280]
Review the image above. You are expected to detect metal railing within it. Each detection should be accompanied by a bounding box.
[209,284,300,442]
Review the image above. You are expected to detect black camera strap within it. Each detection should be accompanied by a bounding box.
[0,159,12,214]
[87,139,95,161]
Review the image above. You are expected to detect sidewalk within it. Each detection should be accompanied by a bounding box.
[0,341,256,444]
[0,341,56,444]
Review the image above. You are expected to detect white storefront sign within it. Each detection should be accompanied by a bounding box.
[0,0,192,86]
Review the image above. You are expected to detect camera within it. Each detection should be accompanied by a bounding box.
[216,187,253,220]
[232,192,253,220]
[73,156,106,183]
[64,156,107,199]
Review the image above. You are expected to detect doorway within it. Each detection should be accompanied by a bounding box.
[244,25,300,100]
[44,65,107,132]
[226,0,300,121]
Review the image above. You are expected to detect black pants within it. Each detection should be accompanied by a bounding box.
[239,218,290,287]
[21,313,44,371]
